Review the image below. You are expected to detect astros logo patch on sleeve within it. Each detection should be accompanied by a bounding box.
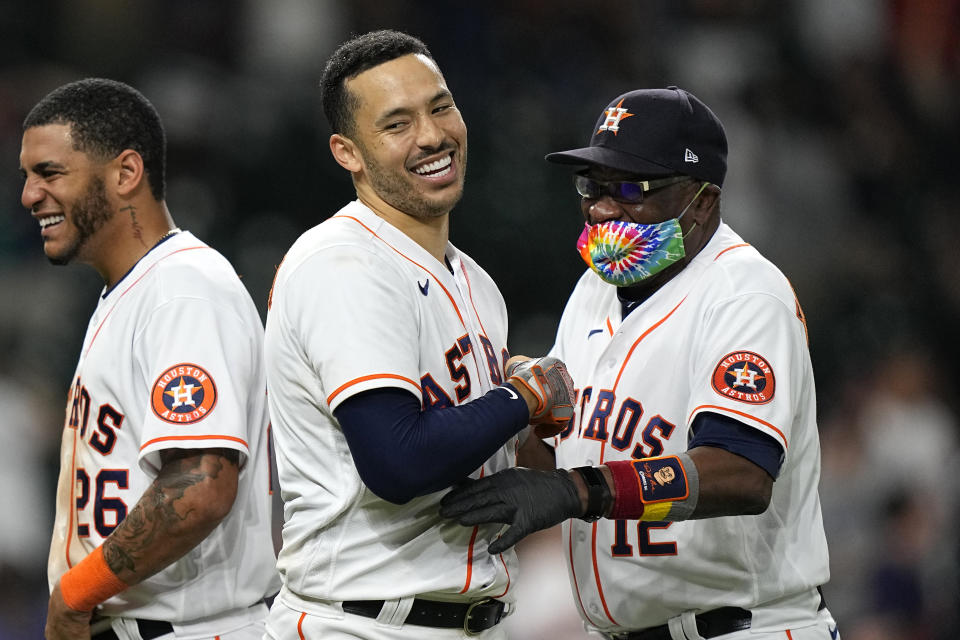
[711,351,775,404]
[151,363,218,424]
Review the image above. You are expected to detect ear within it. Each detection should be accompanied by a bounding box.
[329,134,364,173]
[113,149,146,197]
[690,183,720,224]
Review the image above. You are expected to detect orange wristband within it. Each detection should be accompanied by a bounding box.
[59,546,128,611]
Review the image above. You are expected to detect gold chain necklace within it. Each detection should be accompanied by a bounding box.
[155,227,181,247]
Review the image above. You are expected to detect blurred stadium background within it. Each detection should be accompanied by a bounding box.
[1,1,958,638]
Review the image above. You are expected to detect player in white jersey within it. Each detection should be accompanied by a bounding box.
[263,30,574,640]
[21,78,279,640]
[442,88,841,640]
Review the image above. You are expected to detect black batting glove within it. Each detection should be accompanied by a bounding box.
[439,467,583,554]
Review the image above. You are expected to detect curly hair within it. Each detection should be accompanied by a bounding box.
[320,29,433,137]
[24,78,166,201]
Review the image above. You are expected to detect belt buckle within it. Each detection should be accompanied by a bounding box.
[463,598,493,637]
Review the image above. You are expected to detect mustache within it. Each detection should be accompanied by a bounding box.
[410,142,457,165]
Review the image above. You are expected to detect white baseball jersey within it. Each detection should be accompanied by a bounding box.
[47,231,279,630]
[264,200,519,614]
[552,222,830,634]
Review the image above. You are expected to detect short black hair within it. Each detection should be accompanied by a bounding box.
[23,78,166,201]
[320,29,433,136]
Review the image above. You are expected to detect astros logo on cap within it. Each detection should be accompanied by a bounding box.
[152,363,218,424]
[597,98,634,135]
[711,351,775,404]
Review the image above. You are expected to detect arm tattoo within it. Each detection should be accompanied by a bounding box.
[102,448,240,582]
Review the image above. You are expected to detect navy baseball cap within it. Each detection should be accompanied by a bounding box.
[546,86,727,187]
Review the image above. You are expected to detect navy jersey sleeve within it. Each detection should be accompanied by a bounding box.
[688,411,785,479]
[334,384,530,503]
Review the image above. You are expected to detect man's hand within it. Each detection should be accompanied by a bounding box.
[46,583,92,640]
[440,467,583,554]
[505,356,575,438]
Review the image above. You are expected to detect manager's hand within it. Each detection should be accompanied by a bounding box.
[440,467,583,554]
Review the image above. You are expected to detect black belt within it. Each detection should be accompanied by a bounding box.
[89,596,272,640]
[609,607,752,640]
[610,587,828,640]
[342,597,507,635]
[91,618,172,640]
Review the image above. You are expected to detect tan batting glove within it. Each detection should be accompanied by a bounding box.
[505,356,575,438]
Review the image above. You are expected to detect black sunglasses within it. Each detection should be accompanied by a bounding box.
[573,173,690,203]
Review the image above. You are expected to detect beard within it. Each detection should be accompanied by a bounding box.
[359,142,466,219]
[48,175,113,266]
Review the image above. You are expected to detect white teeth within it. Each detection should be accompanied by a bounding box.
[38,215,65,228]
[414,155,452,175]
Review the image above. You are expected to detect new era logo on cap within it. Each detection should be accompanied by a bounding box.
[684,148,699,163]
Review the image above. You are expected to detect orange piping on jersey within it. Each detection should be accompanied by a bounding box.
[605,317,614,336]
[459,526,480,594]
[459,261,489,339]
[611,298,687,393]
[688,404,789,450]
[66,418,79,569]
[590,441,620,625]
[139,434,249,451]
[713,243,750,261]
[785,630,794,640]
[459,466,486,594]
[492,550,511,599]
[326,373,420,406]
[297,611,307,640]
[786,279,810,346]
[457,264,499,391]
[84,246,210,357]
[267,255,286,312]
[568,522,599,627]
[590,520,620,625]
[336,215,467,327]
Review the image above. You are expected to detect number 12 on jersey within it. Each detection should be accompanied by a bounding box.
[611,520,677,557]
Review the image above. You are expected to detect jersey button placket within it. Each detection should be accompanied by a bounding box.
[450,269,492,395]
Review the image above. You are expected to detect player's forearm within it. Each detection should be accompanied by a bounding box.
[584,446,772,521]
[101,448,239,586]
[685,446,772,517]
[338,386,530,504]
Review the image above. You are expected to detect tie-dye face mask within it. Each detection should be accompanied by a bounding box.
[576,182,708,286]
[576,218,685,286]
